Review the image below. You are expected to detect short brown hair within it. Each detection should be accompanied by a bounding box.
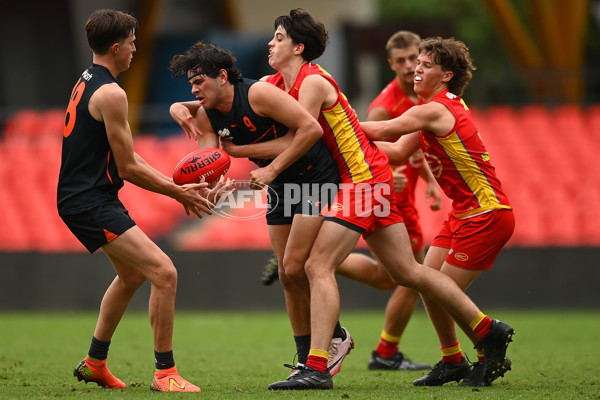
[85,9,138,55]
[385,31,421,56]
[419,37,476,96]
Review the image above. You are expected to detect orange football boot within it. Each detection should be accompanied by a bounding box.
[150,366,201,392]
[73,356,126,389]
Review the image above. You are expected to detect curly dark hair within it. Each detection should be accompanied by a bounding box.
[273,8,328,62]
[169,41,242,82]
[419,37,476,96]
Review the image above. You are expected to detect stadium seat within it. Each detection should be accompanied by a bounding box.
[2,103,597,251]
[588,104,600,134]
[38,109,66,140]
[2,110,42,142]
[2,109,66,143]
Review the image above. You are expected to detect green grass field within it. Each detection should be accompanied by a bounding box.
[1,310,599,399]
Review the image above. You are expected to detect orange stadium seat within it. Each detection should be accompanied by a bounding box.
[3,110,42,141]
[2,104,598,251]
[38,109,66,139]
[588,104,600,134]
[3,109,65,142]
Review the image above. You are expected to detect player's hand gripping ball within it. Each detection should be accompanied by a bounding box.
[173,148,231,185]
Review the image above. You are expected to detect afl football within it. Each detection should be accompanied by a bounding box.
[173,148,231,185]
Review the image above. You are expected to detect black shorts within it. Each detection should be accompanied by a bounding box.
[266,164,340,225]
[59,198,136,253]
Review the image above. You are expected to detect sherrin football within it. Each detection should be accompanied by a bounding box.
[173,148,231,185]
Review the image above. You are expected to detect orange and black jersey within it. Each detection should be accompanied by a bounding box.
[205,78,336,184]
[57,64,123,215]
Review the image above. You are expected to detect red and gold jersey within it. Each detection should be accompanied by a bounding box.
[266,63,390,184]
[422,89,511,218]
[367,78,419,207]
[367,78,416,119]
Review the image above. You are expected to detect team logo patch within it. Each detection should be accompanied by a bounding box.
[329,203,343,211]
[454,252,469,262]
[425,153,443,178]
[217,128,231,139]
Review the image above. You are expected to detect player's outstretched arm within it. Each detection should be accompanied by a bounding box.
[95,84,213,217]
[375,132,421,165]
[247,82,323,187]
[223,74,330,161]
[362,103,440,141]
[134,153,171,181]
[221,134,293,159]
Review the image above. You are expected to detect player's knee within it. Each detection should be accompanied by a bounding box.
[284,267,306,284]
[151,259,178,292]
[386,262,420,289]
[162,264,178,287]
[373,279,398,291]
[120,272,146,291]
[373,262,399,290]
[304,257,332,281]
[282,255,306,282]
[391,276,414,289]
[278,266,294,288]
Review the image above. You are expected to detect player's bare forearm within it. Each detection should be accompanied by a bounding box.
[267,124,320,177]
[418,157,436,184]
[134,153,171,181]
[222,134,292,159]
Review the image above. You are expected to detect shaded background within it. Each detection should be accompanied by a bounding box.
[1,0,599,310]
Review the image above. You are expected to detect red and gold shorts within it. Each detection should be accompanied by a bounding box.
[323,179,404,238]
[431,209,515,270]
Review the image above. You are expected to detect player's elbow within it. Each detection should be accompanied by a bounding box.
[361,122,384,141]
[300,120,323,144]
[118,168,135,182]
[116,162,139,182]
[310,121,323,140]
[375,126,396,142]
[169,102,183,116]
[386,151,402,165]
